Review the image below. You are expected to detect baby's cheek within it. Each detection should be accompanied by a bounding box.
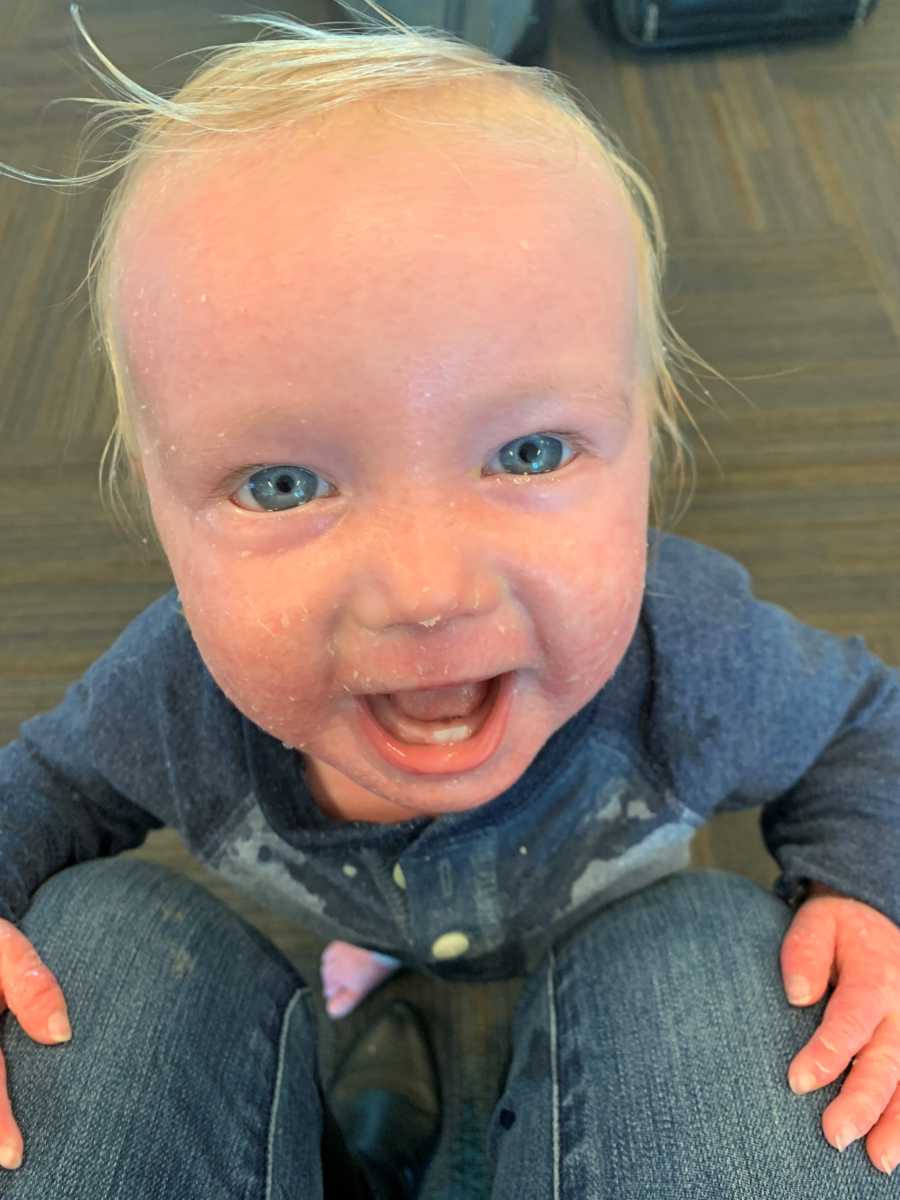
[176,585,281,704]
[546,542,644,703]
[586,521,647,658]
[179,588,337,749]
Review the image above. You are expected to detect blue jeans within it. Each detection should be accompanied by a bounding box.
[0,858,891,1197]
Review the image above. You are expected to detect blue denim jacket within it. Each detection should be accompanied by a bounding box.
[2,529,899,982]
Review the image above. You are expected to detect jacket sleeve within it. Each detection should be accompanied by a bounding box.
[643,531,900,928]
[0,592,187,927]
[758,637,900,922]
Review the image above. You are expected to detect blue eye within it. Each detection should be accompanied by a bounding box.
[230,432,582,513]
[496,433,576,475]
[237,466,329,513]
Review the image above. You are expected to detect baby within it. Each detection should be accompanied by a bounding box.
[2,0,900,1187]
[104,9,653,1019]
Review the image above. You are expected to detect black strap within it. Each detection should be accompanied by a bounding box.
[320,1095,383,1200]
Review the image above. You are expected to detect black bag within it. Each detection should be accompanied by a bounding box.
[601,0,880,52]
[346,1,556,64]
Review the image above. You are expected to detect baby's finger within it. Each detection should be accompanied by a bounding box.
[780,898,837,1006]
[0,1047,23,1169]
[788,975,883,1094]
[819,1015,900,1153]
[0,920,71,1045]
[865,1072,900,1176]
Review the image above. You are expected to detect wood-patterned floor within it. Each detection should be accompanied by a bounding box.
[2,2,898,1195]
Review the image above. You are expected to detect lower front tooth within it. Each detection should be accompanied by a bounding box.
[426,724,474,744]
[370,694,479,744]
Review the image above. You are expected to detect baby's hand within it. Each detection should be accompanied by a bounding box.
[781,883,900,1175]
[0,917,72,1170]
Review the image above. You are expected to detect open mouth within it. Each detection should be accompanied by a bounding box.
[355,671,516,776]
[365,675,502,746]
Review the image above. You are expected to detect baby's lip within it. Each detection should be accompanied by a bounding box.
[359,672,506,695]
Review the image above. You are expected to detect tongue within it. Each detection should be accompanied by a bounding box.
[388,680,491,721]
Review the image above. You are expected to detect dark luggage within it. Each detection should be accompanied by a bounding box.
[591,0,880,53]
[348,1,556,64]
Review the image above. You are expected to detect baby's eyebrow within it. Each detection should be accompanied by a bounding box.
[569,384,631,413]
[502,383,633,423]
[208,382,631,439]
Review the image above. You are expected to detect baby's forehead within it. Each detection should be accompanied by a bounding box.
[115,94,636,284]
[111,112,641,420]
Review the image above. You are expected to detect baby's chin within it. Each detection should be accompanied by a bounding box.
[300,746,523,824]
[322,786,498,825]
[297,671,585,825]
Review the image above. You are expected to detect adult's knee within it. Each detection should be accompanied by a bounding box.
[638,867,793,953]
[18,856,306,999]
[532,867,801,1069]
[556,867,791,966]
[20,856,211,952]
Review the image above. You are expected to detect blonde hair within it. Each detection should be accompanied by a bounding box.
[3,1,738,554]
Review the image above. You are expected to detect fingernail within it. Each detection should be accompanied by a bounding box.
[835,1123,859,1152]
[880,1154,897,1176]
[48,1011,71,1043]
[789,1071,817,1095]
[785,975,812,1004]
[0,1141,22,1170]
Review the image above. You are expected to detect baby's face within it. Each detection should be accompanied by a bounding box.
[113,106,650,823]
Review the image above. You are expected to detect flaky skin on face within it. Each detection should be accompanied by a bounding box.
[112,100,651,824]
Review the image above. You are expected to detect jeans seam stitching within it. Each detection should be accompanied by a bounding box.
[548,947,561,1200]
[266,985,313,1200]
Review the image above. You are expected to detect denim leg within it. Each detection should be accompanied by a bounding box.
[488,868,895,1199]
[0,856,359,1200]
